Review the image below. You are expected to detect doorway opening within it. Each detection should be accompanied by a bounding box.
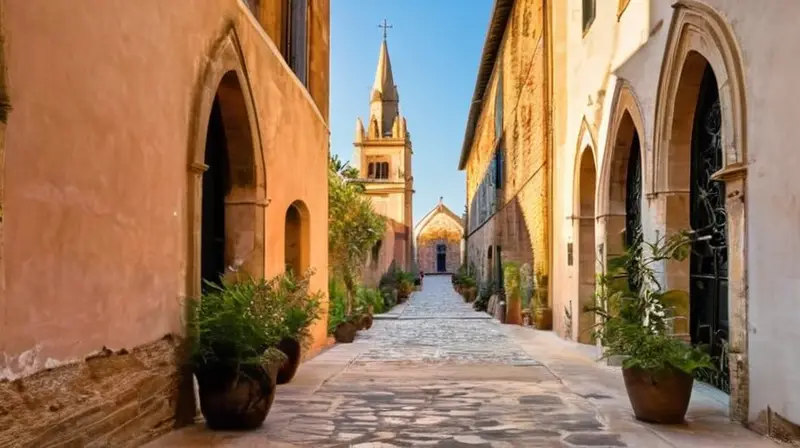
[688,64,729,392]
[663,52,730,393]
[436,244,447,273]
[201,98,230,290]
[577,147,596,345]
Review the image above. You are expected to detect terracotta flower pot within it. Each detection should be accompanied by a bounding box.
[360,313,373,330]
[276,338,302,385]
[622,366,694,424]
[334,322,357,343]
[533,307,553,330]
[195,361,278,430]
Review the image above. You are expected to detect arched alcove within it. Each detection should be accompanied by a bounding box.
[598,81,646,264]
[285,200,310,275]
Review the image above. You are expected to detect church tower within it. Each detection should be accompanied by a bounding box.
[354,25,414,271]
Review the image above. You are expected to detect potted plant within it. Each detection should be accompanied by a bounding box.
[503,262,522,325]
[328,278,358,343]
[274,270,323,385]
[396,271,414,301]
[590,231,714,424]
[188,276,287,430]
[532,273,552,330]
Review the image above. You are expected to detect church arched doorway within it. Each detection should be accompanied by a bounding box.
[436,243,447,273]
[576,147,596,345]
[664,53,730,392]
[199,71,263,288]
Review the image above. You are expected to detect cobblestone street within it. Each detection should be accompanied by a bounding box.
[149,276,778,448]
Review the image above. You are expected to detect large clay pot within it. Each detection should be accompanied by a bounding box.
[276,338,302,385]
[195,361,278,430]
[360,313,373,330]
[622,366,694,424]
[334,322,357,343]
[466,287,478,303]
[533,307,553,330]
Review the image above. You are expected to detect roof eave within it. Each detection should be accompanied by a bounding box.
[457,0,515,171]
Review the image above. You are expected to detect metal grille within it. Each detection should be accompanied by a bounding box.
[689,66,730,394]
[625,132,643,292]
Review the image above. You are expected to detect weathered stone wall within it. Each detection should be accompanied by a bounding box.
[464,0,548,290]
[0,335,181,447]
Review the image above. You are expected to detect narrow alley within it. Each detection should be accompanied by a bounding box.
[148,276,775,448]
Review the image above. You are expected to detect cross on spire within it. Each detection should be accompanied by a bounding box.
[378,18,393,41]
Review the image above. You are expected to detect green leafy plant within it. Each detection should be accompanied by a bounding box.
[590,231,714,375]
[187,276,288,370]
[473,280,497,312]
[327,277,350,334]
[452,263,478,289]
[519,263,534,309]
[278,269,323,349]
[356,285,385,315]
[328,155,385,317]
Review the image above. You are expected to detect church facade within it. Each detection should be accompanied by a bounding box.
[415,199,464,274]
[354,33,415,283]
[463,0,800,441]
[0,1,330,444]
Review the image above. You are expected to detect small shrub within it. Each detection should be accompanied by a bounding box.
[473,281,497,312]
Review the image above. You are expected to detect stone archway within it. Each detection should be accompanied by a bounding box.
[285,200,310,275]
[186,26,267,300]
[179,26,268,426]
[575,146,597,345]
[651,1,747,421]
[598,81,646,264]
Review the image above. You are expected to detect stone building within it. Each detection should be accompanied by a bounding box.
[0,0,329,445]
[414,198,464,274]
[355,33,415,282]
[459,0,550,296]
[548,0,800,439]
[464,0,800,441]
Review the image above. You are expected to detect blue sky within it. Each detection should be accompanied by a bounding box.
[329,0,493,225]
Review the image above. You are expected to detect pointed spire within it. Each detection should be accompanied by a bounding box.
[371,39,397,103]
[369,26,400,138]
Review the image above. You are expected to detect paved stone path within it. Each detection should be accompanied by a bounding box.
[148,275,779,448]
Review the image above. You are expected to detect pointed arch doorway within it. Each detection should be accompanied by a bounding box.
[576,147,597,345]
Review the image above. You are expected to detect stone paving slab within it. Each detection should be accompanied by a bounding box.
[145,275,779,448]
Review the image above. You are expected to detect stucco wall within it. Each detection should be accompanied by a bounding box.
[0,0,329,442]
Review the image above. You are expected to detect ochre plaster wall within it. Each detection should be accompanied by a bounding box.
[464,0,548,290]
[0,0,329,443]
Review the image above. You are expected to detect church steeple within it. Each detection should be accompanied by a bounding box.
[370,22,400,138]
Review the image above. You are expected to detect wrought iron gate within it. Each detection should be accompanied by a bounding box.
[625,133,643,292]
[689,66,730,393]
